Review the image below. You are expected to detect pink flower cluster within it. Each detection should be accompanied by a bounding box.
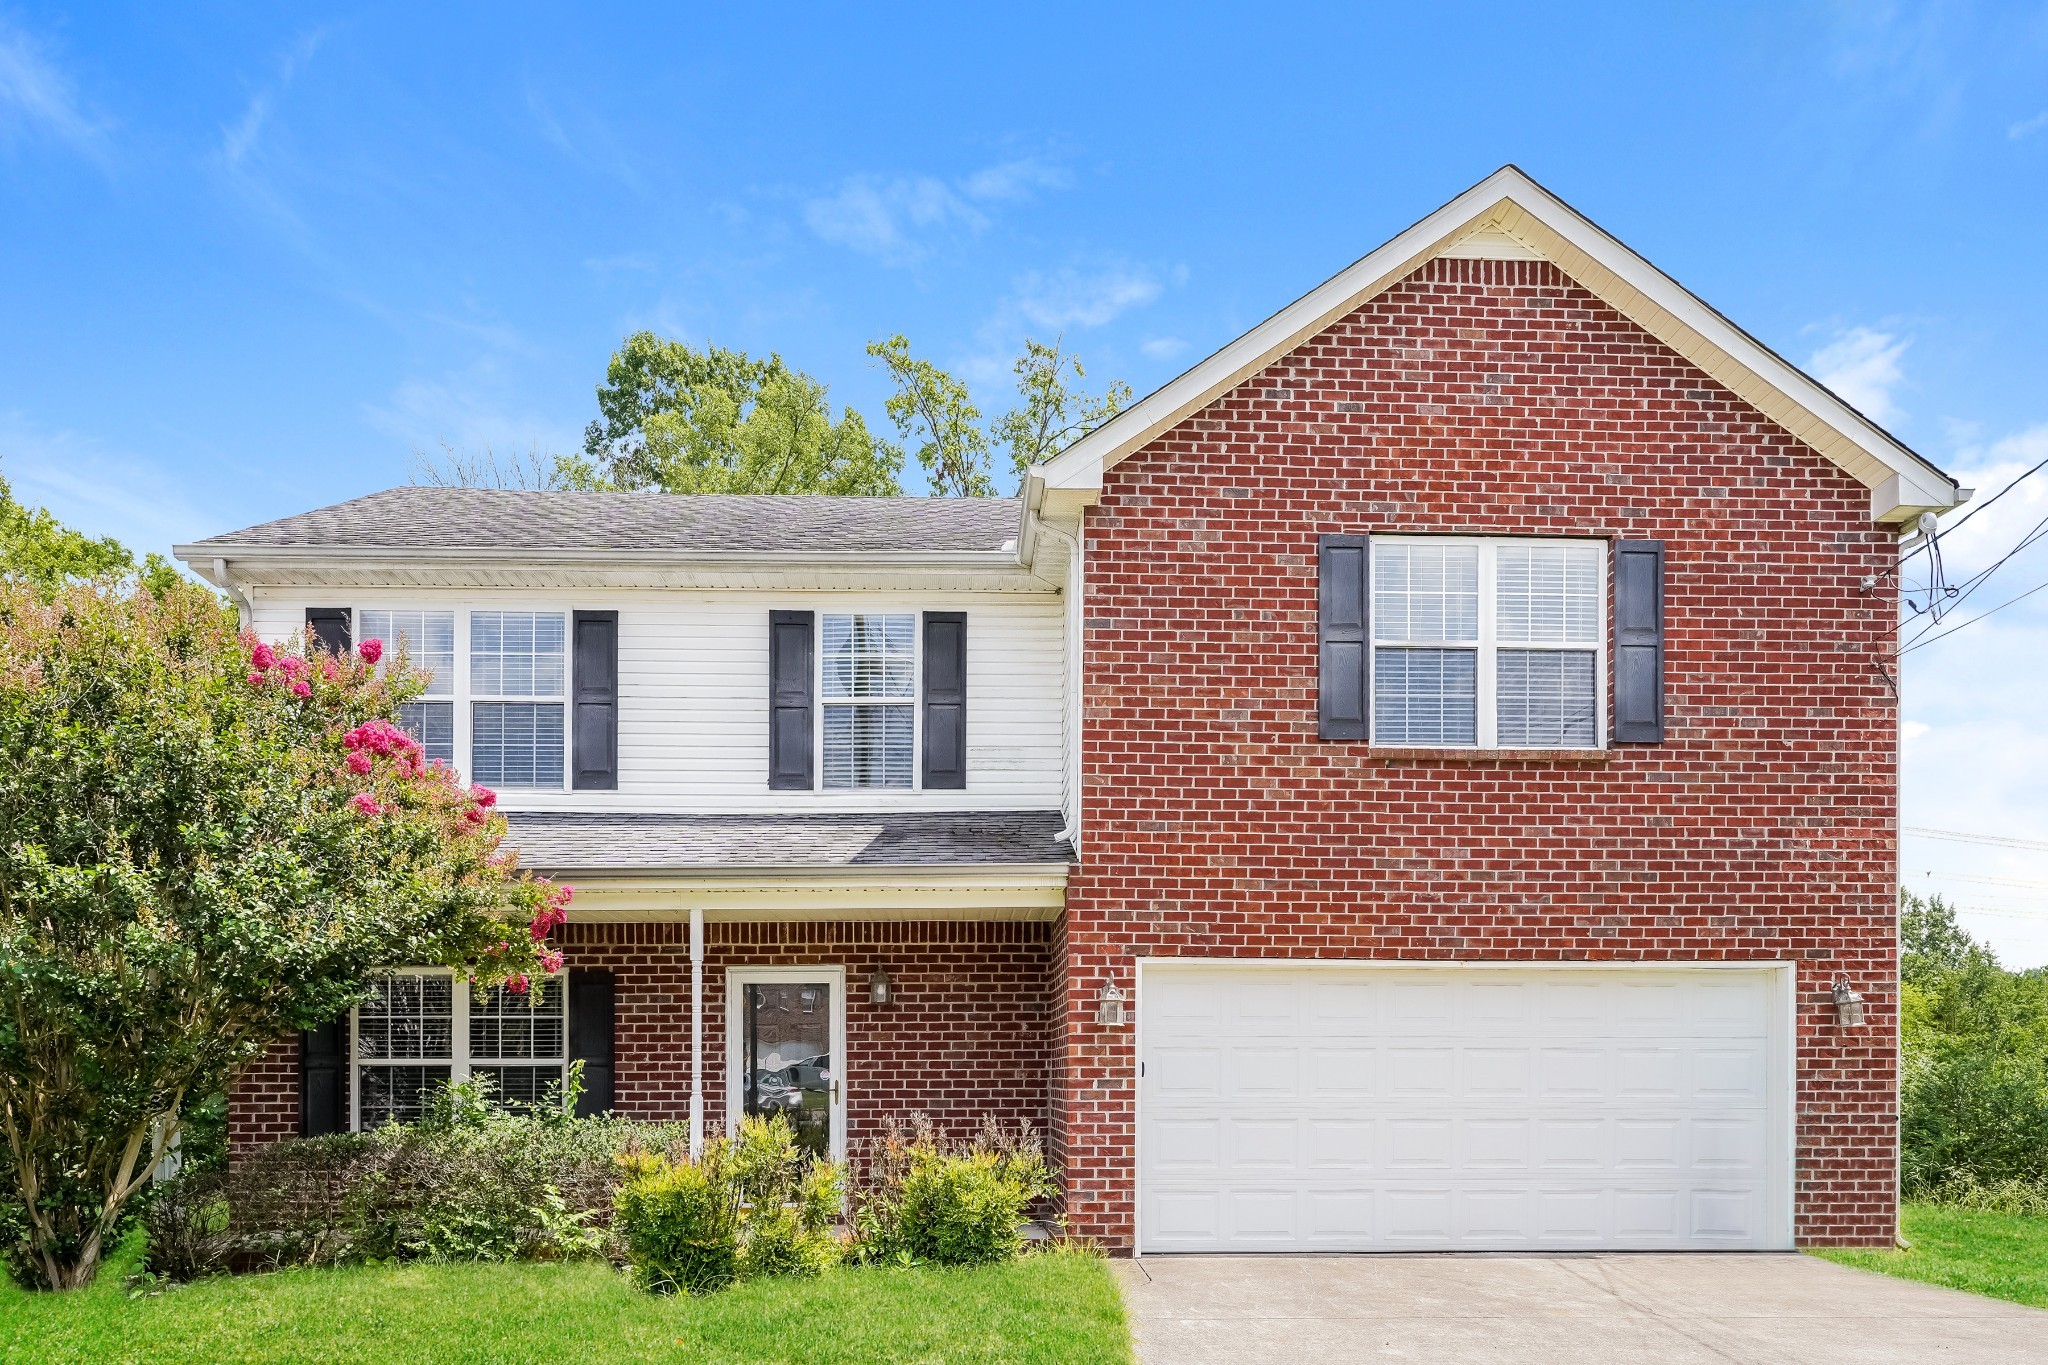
[527,881,573,942]
[246,640,316,696]
[348,792,385,816]
[358,638,384,665]
[342,719,419,758]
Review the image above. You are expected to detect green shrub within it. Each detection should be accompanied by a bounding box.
[141,1071,683,1280]
[853,1117,1057,1267]
[614,1114,843,1296]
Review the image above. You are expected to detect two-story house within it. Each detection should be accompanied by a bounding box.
[176,167,1962,1253]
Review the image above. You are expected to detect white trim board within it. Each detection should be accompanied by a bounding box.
[1034,165,1960,525]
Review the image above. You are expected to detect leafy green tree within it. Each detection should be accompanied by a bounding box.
[0,469,179,595]
[0,578,569,1289]
[866,334,994,498]
[992,336,1132,478]
[573,334,900,495]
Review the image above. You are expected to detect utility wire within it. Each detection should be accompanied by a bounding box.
[1905,826,2048,852]
[1897,576,2048,656]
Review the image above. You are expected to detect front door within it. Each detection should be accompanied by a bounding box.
[726,967,846,1161]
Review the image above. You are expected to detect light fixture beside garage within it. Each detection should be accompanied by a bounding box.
[868,968,895,1006]
[1831,978,1868,1028]
[1095,982,1128,1027]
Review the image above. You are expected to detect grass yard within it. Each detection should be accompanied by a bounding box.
[0,1241,1132,1365]
[1814,1203,2048,1309]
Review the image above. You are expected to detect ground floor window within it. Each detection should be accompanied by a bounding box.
[352,971,567,1127]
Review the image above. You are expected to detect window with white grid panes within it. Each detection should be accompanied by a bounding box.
[820,613,917,789]
[1370,537,1605,749]
[352,972,568,1127]
[359,610,458,767]
[469,611,566,788]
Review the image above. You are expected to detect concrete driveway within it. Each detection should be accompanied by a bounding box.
[1116,1253,2048,1363]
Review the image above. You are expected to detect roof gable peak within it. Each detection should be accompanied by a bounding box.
[1033,166,1958,525]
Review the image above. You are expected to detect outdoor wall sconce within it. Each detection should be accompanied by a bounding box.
[868,968,895,1006]
[1831,978,1868,1029]
[1096,982,1128,1027]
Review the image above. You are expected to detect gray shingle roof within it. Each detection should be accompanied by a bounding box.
[183,487,1021,555]
[503,810,1072,872]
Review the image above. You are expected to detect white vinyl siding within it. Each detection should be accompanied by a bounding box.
[1371,538,1605,749]
[248,590,1065,813]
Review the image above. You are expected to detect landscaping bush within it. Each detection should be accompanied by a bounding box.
[141,1071,685,1280]
[852,1116,1057,1267]
[614,1114,842,1295]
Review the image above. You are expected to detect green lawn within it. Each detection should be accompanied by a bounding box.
[1814,1203,2048,1309]
[0,1242,1131,1365]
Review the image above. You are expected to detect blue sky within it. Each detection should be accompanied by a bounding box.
[5,4,2048,958]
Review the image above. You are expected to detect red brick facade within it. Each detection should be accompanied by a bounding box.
[230,919,1053,1158]
[1054,256,1900,1249]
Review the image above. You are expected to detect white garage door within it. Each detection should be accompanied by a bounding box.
[1138,963,1791,1253]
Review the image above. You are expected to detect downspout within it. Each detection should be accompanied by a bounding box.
[690,906,704,1159]
[1034,520,1085,853]
[212,558,254,628]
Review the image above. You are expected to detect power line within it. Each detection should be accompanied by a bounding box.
[1897,576,2048,656]
[1904,826,2048,852]
[1934,451,2048,543]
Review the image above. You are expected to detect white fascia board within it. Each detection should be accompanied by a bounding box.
[171,543,1023,571]
[1036,165,1960,523]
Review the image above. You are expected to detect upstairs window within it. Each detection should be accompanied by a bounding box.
[820,613,916,788]
[470,611,566,788]
[359,610,457,767]
[1371,538,1605,749]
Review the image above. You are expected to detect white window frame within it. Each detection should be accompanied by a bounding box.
[1368,536,1608,750]
[467,609,571,792]
[725,965,848,1161]
[814,612,922,792]
[358,608,459,768]
[349,968,569,1130]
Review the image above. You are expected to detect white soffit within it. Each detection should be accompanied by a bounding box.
[1036,165,1959,524]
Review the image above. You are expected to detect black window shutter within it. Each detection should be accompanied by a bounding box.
[921,611,968,789]
[305,607,351,655]
[572,611,619,790]
[299,1016,349,1136]
[1318,535,1369,741]
[768,610,815,790]
[1613,540,1667,743]
[567,968,615,1117]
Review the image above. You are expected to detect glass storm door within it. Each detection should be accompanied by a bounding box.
[729,968,845,1161]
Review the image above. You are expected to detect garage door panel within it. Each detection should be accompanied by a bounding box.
[1388,1047,1454,1094]
[1387,1119,1454,1168]
[1231,1119,1299,1171]
[1228,1047,1299,1099]
[1306,1119,1374,1169]
[1152,1046,1222,1099]
[1465,1047,1534,1096]
[1139,964,1788,1253]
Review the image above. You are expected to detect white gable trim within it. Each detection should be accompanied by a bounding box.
[1035,166,1959,524]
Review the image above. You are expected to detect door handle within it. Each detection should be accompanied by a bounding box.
[831,1080,840,1104]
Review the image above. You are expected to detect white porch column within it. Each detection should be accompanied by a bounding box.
[689,905,704,1159]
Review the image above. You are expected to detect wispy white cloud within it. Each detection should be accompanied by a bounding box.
[218,27,326,170]
[803,174,986,265]
[0,411,211,556]
[362,359,580,460]
[0,17,110,158]
[1140,336,1189,361]
[1810,326,1910,425]
[959,155,1070,202]
[1011,266,1163,330]
[802,155,1071,266]
[2010,110,2048,141]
